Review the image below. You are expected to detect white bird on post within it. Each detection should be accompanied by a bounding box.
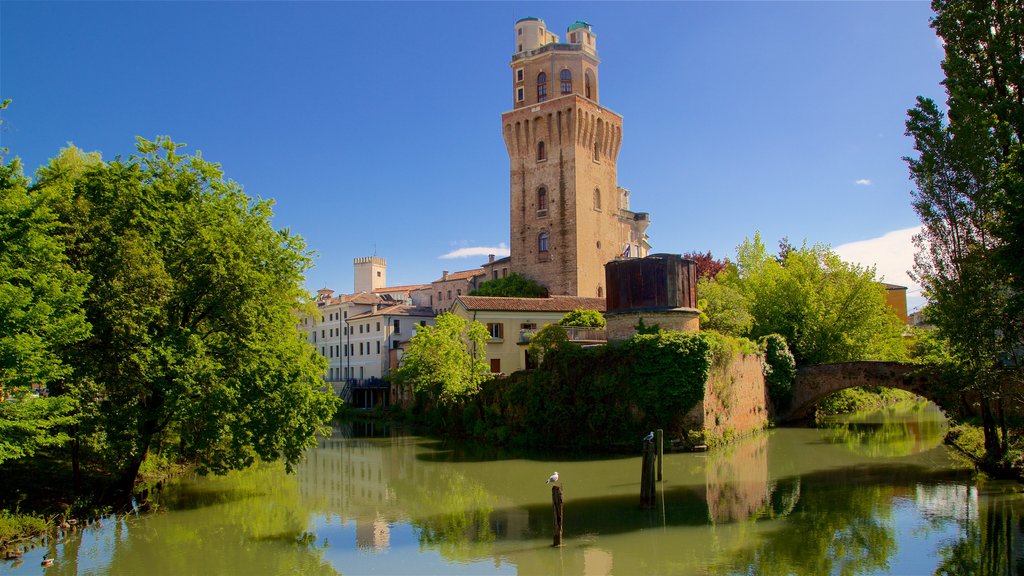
[643,431,655,442]
[546,472,559,484]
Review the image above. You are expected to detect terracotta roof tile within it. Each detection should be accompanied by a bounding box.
[374,284,432,293]
[455,295,606,313]
[342,292,385,305]
[348,304,436,321]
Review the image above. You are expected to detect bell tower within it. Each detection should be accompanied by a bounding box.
[502,18,646,298]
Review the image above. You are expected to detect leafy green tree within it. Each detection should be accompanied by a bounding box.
[394,313,490,406]
[904,0,1023,465]
[469,273,547,297]
[32,138,337,494]
[726,233,906,365]
[0,148,90,464]
[559,308,605,328]
[525,323,571,367]
[697,268,752,336]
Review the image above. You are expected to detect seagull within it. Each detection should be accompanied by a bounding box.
[643,431,655,442]
[546,472,559,484]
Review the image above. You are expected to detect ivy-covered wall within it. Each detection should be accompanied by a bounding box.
[414,331,780,451]
[465,331,714,450]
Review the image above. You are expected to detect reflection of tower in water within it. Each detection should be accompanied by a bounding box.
[356,515,391,551]
[299,422,418,553]
[704,435,770,523]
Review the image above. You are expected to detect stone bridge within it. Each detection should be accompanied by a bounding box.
[779,361,947,422]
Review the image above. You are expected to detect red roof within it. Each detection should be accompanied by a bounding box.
[374,284,431,293]
[348,304,436,321]
[455,295,606,313]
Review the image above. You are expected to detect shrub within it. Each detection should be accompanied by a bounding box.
[761,334,796,410]
[559,308,606,328]
[469,273,547,297]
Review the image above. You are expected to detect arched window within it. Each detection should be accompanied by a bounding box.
[593,187,601,210]
[560,69,572,94]
[597,286,604,298]
[537,141,546,161]
[537,72,547,102]
[537,187,548,216]
[538,231,549,252]
[585,72,592,99]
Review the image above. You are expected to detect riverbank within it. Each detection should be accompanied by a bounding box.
[0,451,190,553]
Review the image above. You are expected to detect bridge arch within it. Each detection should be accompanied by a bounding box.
[780,361,947,422]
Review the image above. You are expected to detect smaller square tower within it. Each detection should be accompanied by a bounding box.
[353,256,387,293]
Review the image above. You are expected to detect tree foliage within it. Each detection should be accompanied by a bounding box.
[697,268,752,336]
[682,250,727,280]
[721,233,906,366]
[904,0,1023,466]
[0,156,90,396]
[469,273,547,297]
[0,144,91,465]
[761,334,796,410]
[394,313,490,406]
[22,138,337,493]
[526,323,571,367]
[559,308,606,328]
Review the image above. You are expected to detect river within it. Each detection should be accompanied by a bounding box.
[3,401,1024,575]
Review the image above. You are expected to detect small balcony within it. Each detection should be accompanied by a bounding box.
[519,326,607,344]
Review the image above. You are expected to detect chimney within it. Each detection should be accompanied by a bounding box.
[442,270,449,280]
[488,254,495,263]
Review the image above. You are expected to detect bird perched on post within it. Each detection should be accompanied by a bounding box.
[546,472,559,484]
[643,431,655,442]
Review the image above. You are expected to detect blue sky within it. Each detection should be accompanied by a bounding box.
[2,2,944,309]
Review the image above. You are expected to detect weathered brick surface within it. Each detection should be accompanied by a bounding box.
[605,309,699,341]
[681,352,769,444]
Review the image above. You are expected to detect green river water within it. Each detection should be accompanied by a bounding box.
[3,401,1024,575]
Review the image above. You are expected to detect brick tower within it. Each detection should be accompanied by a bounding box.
[502,18,649,298]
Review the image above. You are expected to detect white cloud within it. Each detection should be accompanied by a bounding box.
[834,226,926,310]
[439,243,510,260]
[855,179,873,186]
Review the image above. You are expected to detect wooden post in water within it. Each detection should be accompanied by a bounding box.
[641,439,656,508]
[656,429,664,482]
[552,485,564,546]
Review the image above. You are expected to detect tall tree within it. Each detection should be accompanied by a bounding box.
[32,138,337,495]
[905,0,1023,465]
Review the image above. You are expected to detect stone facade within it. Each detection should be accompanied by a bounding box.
[502,18,650,298]
[605,308,700,341]
[429,269,486,313]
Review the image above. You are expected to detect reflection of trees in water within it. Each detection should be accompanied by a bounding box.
[822,401,948,458]
[711,470,900,576]
[935,489,1024,576]
[407,466,497,562]
[55,464,338,576]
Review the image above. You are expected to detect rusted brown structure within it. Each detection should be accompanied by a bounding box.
[605,253,696,312]
[604,254,700,340]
